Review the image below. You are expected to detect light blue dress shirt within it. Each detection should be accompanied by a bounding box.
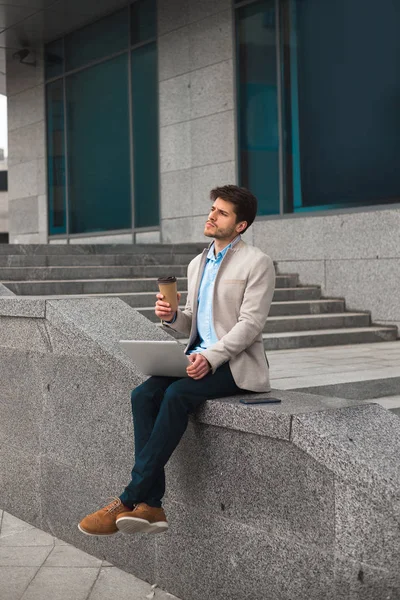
[188,235,241,354]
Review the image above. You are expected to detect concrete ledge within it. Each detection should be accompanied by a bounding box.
[0,296,45,317]
[0,296,399,599]
[0,282,14,297]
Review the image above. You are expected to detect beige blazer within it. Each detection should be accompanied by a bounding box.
[165,240,276,392]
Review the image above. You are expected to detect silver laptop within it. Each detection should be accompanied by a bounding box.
[119,340,191,377]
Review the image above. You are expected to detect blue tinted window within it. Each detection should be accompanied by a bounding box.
[131,0,157,46]
[46,80,66,234]
[45,38,64,79]
[66,54,132,234]
[282,0,400,212]
[131,42,159,227]
[236,0,280,215]
[65,8,129,72]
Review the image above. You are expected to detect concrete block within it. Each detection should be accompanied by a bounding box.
[10,233,43,245]
[38,194,48,237]
[7,121,46,166]
[160,168,192,219]
[0,283,14,297]
[197,390,359,438]
[166,422,335,549]
[0,297,45,317]
[158,27,190,81]
[160,121,191,173]
[253,216,326,261]
[191,161,236,215]
[190,60,234,119]
[159,73,191,127]
[276,260,326,290]
[37,157,47,196]
[8,161,41,202]
[191,110,234,167]
[158,0,188,36]
[45,297,170,367]
[334,555,400,600]
[69,234,133,244]
[0,349,46,452]
[156,501,334,600]
[162,216,193,243]
[335,481,400,572]
[325,258,400,322]
[8,195,39,232]
[189,10,233,71]
[7,86,44,132]
[20,566,100,600]
[134,230,161,244]
[0,447,41,526]
[188,0,231,23]
[291,404,400,495]
[322,209,400,260]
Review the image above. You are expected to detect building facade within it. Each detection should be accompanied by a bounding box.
[5,0,400,330]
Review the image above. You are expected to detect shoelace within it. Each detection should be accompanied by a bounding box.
[104,497,137,513]
[104,497,124,514]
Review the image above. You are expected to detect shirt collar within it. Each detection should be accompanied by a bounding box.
[207,235,241,261]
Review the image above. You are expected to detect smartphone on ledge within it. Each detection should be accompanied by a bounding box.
[240,397,282,405]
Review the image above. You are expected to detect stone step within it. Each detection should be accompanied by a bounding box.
[0,266,297,286]
[0,243,208,255]
[139,299,346,320]
[155,312,370,333]
[265,312,370,333]
[0,253,199,267]
[7,283,320,301]
[263,326,398,351]
[0,265,188,280]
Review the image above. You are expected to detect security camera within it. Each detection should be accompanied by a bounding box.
[12,48,36,66]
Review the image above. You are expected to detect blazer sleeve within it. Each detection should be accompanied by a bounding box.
[162,259,195,336]
[200,254,275,373]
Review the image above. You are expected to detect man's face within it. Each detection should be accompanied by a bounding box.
[204,197,246,241]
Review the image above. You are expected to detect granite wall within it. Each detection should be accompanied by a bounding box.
[6,46,47,244]
[0,295,399,600]
[158,0,237,244]
[252,208,400,334]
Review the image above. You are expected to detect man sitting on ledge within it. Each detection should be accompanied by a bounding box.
[78,185,276,536]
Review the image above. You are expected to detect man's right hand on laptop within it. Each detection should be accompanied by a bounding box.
[155,292,181,321]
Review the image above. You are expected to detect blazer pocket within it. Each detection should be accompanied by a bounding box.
[222,279,246,285]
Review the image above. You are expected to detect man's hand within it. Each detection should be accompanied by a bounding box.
[187,353,211,380]
[155,292,181,321]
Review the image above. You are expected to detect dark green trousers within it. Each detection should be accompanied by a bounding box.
[119,362,246,508]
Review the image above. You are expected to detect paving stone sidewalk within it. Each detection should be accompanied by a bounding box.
[0,510,180,600]
[269,340,400,397]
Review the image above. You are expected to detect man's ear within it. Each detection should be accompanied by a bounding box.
[237,221,247,233]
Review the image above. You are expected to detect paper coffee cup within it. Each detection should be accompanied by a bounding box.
[157,276,178,313]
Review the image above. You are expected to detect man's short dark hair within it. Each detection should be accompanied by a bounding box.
[210,185,258,233]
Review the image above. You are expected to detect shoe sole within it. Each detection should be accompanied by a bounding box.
[77,524,117,536]
[116,516,169,535]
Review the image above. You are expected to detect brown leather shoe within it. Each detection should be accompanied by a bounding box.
[116,502,168,535]
[78,498,132,536]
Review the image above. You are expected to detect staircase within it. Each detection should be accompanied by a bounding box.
[0,244,397,350]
